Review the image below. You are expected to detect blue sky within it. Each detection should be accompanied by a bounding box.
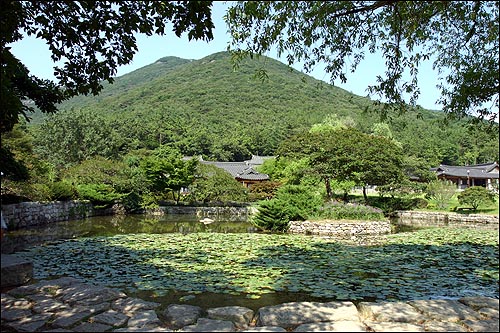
[9,1,443,111]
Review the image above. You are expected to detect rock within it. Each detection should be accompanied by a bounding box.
[294,320,366,332]
[240,327,287,332]
[71,322,113,332]
[364,321,425,332]
[111,297,160,315]
[462,319,500,332]
[163,304,204,329]
[357,301,423,322]
[458,296,499,310]
[51,308,93,328]
[257,301,358,327]
[423,320,468,332]
[207,305,254,328]
[1,254,33,287]
[127,309,161,328]
[4,313,53,332]
[58,284,126,306]
[181,318,235,332]
[92,309,129,327]
[408,299,482,322]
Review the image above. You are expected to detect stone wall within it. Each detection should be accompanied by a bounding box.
[2,201,105,230]
[288,220,392,236]
[146,206,255,222]
[394,210,499,229]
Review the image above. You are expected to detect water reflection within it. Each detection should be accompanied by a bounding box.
[1,214,259,254]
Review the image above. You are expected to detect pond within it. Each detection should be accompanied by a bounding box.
[3,214,499,311]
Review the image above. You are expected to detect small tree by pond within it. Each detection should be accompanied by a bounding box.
[457,186,497,211]
[425,179,457,210]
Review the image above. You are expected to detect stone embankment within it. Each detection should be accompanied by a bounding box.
[288,220,391,236]
[1,201,126,230]
[2,277,498,332]
[394,211,499,229]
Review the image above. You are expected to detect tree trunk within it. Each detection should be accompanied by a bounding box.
[363,186,368,202]
[324,177,332,200]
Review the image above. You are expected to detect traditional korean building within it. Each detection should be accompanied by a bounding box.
[430,162,499,191]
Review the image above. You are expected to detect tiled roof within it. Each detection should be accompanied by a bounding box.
[201,161,270,181]
[244,155,275,166]
[431,162,499,179]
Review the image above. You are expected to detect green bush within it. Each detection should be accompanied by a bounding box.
[425,179,456,210]
[312,202,385,221]
[457,186,497,211]
[251,185,322,232]
[76,184,122,206]
[50,181,76,201]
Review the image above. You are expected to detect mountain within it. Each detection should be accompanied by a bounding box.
[31,51,499,165]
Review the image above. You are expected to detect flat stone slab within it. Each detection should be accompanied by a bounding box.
[241,327,287,332]
[458,296,499,310]
[112,297,160,315]
[257,301,358,327]
[294,320,367,332]
[357,301,423,322]
[181,318,235,332]
[207,305,254,329]
[1,254,33,287]
[127,309,161,328]
[92,309,129,327]
[51,308,93,328]
[163,304,204,329]
[423,320,468,332]
[462,319,500,332]
[58,283,126,306]
[364,320,425,332]
[71,321,113,332]
[408,299,482,322]
[4,313,53,332]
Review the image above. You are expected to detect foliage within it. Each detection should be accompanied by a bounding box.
[49,181,77,201]
[140,149,198,204]
[457,186,497,211]
[425,180,458,210]
[330,179,357,202]
[1,0,214,133]
[312,201,385,221]
[33,109,123,166]
[227,1,499,124]
[251,184,323,231]
[16,228,498,300]
[76,184,122,206]
[24,51,500,168]
[248,181,282,201]
[187,163,248,203]
[278,127,405,200]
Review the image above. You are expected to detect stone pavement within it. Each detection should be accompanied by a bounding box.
[1,277,499,332]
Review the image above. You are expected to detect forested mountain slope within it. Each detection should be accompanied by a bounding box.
[33,51,499,166]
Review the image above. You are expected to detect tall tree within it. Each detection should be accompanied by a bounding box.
[278,127,405,200]
[226,1,499,124]
[1,1,214,133]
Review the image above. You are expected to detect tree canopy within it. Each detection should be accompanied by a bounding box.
[226,1,499,124]
[0,0,214,133]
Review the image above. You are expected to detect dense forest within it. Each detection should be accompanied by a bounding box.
[22,51,499,167]
[2,51,498,208]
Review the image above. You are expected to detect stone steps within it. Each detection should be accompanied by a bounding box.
[1,277,498,332]
[1,254,33,288]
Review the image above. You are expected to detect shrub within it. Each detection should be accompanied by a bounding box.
[251,185,322,232]
[457,186,497,211]
[425,180,457,210]
[312,201,385,221]
[50,181,76,201]
[76,184,122,206]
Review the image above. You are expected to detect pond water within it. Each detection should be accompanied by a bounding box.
[3,214,498,311]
